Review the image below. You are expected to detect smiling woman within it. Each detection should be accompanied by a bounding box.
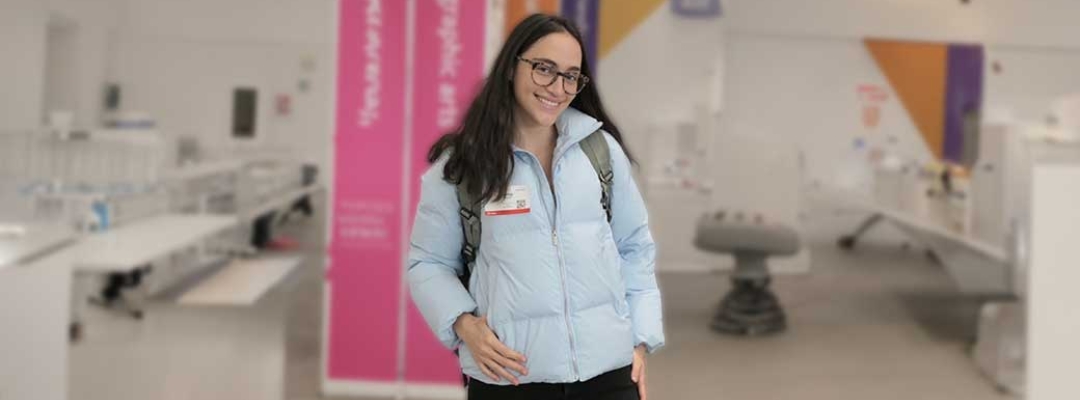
[408,13,664,400]
[427,13,632,203]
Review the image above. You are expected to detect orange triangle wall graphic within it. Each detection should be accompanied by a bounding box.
[505,0,561,38]
[865,39,948,159]
[599,0,667,59]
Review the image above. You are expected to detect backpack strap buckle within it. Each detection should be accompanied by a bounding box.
[580,130,615,223]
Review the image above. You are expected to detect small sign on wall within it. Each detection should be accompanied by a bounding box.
[857,84,889,129]
[671,0,722,18]
[275,94,291,117]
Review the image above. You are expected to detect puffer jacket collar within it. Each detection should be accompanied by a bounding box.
[511,107,604,158]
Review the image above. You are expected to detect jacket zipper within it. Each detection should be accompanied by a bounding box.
[552,229,580,380]
[523,151,581,380]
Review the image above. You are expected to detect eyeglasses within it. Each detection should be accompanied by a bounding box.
[517,56,590,95]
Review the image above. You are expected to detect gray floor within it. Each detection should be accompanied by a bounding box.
[70,203,1016,400]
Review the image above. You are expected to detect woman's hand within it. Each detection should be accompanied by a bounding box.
[631,345,648,400]
[453,313,529,385]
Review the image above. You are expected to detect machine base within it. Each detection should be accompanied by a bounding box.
[711,278,787,336]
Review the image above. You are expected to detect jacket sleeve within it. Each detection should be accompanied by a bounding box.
[406,160,477,350]
[604,133,666,353]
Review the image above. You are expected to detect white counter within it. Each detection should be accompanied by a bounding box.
[814,186,1012,295]
[0,223,76,269]
[240,185,322,222]
[67,214,238,273]
[178,255,303,306]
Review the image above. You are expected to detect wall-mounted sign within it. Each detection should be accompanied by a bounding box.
[671,0,722,18]
[857,84,889,129]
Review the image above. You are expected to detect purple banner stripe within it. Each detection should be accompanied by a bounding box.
[944,44,984,165]
[561,0,599,72]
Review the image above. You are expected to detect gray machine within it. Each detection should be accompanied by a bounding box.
[694,210,801,336]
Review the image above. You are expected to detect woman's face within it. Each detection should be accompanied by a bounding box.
[513,32,583,130]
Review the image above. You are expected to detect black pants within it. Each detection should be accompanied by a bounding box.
[467,365,639,400]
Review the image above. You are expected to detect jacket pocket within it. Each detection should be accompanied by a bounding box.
[598,234,627,307]
[490,316,570,383]
[574,301,634,376]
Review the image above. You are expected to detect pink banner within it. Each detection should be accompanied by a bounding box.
[328,0,408,382]
[405,0,488,384]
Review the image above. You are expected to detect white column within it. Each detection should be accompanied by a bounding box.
[1027,163,1080,399]
[0,260,72,400]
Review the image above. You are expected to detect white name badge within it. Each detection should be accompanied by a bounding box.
[484,185,531,216]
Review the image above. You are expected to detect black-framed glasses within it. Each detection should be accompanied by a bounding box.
[517,56,590,95]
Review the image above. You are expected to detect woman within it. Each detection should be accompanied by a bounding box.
[407,14,664,400]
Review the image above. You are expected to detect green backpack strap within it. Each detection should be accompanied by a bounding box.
[456,182,483,288]
[579,130,614,222]
[454,181,481,386]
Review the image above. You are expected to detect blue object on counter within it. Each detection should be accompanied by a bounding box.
[91,200,111,231]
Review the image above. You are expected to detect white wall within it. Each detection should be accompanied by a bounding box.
[595,7,726,273]
[719,0,1080,182]
[598,8,723,159]
[723,34,937,189]
[596,0,1080,180]
[0,0,48,132]
[720,20,1080,188]
[725,0,1080,49]
[0,0,124,133]
[721,0,1080,175]
[45,0,122,129]
[721,0,1080,135]
[110,0,336,179]
[112,38,330,150]
[984,47,1080,123]
[43,19,80,119]
[0,0,336,180]
[117,0,333,46]
[597,0,1080,272]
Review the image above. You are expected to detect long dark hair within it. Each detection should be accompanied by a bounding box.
[427,13,632,203]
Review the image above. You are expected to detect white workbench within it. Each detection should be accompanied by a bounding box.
[0,212,292,400]
[856,195,1008,260]
[178,255,304,306]
[816,186,1013,295]
[240,185,322,222]
[0,223,77,269]
[68,214,238,273]
[161,160,243,182]
[874,200,1012,295]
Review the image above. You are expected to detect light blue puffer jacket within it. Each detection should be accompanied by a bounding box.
[407,107,664,385]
